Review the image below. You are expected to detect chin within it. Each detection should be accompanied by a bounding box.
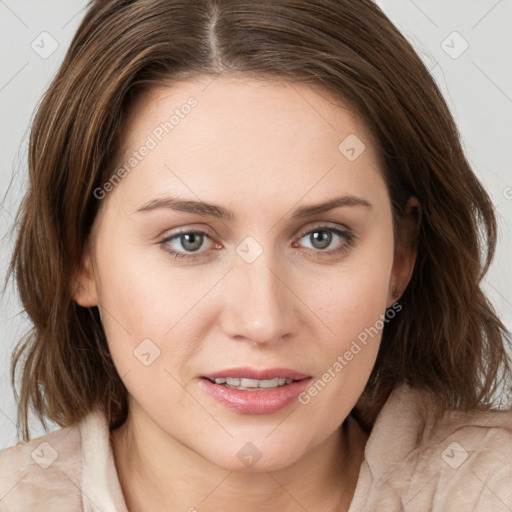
[192,431,314,473]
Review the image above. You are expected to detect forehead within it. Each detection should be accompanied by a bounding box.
[121,76,377,158]
[108,76,385,214]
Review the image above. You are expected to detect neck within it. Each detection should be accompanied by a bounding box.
[111,401,368,512]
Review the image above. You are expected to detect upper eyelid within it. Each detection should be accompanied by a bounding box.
[162,222,350,239]
[295,222,351,237]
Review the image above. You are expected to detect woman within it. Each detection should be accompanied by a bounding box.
[1,0,511,511]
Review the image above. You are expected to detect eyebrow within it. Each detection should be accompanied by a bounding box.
[135,194,372,219]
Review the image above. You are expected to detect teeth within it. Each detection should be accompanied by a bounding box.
[213,377,293,389]
[258,378,279,388]
[240,378,260,388]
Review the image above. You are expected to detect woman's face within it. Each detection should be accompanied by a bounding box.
[76,76,415,471]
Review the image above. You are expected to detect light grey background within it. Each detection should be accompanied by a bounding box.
[1,1,511,449]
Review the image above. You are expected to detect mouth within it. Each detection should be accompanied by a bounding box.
[205,376,296,390]
[199,367,311,414]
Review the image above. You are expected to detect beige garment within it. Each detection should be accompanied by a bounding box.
[0,383,511,511]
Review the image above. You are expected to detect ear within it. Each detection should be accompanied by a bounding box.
[71,243,99,307]
[387,196,421,308]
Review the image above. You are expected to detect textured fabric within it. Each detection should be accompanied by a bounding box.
[1,383,511,511]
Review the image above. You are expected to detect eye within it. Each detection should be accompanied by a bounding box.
[159,230,216,260]
[293,225,355,257]
[159,224,356,262]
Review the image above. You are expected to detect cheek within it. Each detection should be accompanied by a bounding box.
[92,237,224,378]
[315,237,394,346]
[303,273,389,389]
[294,253,394,433]
[300,230,395,400]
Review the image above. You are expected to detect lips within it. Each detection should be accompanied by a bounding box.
[199,367,311,414]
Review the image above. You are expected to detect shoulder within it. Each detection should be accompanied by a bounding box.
[0,409,128,512]
[353,384,512,511]
[0,422,82,512]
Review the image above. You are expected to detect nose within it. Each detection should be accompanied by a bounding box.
[218,250,297,346]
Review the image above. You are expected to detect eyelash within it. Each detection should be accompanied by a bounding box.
[158,225,356,262]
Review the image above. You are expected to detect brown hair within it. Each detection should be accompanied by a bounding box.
[6,0,511,441]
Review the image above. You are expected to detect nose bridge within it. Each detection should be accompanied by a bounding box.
[221,245,294,344]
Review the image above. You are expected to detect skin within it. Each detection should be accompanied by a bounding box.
[74,76,418,511]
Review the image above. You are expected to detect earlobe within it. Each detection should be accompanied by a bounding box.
[71,248,99,307]
[386,251,416,307]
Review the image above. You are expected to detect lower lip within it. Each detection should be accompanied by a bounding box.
[199,378,311,414]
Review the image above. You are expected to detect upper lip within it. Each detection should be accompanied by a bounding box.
[202,367,310,381]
